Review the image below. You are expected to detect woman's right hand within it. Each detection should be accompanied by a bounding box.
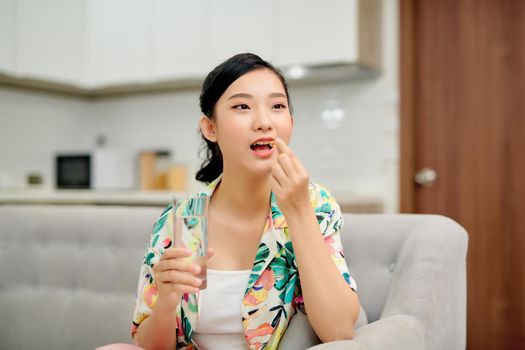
[152,247,214,310]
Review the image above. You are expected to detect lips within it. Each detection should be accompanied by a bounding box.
[249,141,275,151]
[250,137,275,157]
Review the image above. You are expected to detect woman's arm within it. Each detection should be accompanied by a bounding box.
[133,247,209,350]
[270,138,360,342]
[286,206,360,341]
[133,302,179,350]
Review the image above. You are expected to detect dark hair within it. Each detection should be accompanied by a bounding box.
[195,53,292,184]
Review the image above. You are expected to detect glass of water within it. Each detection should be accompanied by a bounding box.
[172,195,209,290]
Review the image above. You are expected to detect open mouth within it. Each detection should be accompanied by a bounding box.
[250,141,275,152]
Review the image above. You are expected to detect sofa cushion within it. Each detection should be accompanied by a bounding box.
[278,305,368,349]
[0,286,136,350]
[0,205,162,350]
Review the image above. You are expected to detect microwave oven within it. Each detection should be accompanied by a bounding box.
[55,151,135,190]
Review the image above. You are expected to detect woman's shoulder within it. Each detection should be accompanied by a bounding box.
[308,180,344,235]
[308,180,339,210]
[149,201,173,240]
[157,192,208,218]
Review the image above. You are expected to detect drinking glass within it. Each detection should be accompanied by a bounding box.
[172,195,209,290]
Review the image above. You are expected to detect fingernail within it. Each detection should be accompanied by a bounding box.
[194,278,203,286]
[194,266,201,273]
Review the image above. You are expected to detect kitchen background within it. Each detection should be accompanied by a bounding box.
[2,2,523,348]
[0,0,398,212]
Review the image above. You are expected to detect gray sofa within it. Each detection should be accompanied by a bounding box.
[0,204,468,350]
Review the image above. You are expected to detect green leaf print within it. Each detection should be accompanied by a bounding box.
[183,314,193,339]
[188,299,198,313]
[254,243,270,263]
[152,214,167,234]
[145,252,155,266]
[343,272,352,285]
[271,256,289,291]
[247,272,260,287]
[316,202,331,215]
[247,243,270,287]
[151,234,159,248]
[270,241,298,302]
[280,276,297,303]
[160,202,173,217]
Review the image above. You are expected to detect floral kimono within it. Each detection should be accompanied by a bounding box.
[132,176,357,349]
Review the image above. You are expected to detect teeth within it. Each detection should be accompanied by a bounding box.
[251,141,274,149]
[250,141,275,149]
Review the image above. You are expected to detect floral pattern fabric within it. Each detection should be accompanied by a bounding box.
[131,176,357,350]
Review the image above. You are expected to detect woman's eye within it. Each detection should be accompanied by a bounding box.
[233,104,250,110]
[273,103,287,109]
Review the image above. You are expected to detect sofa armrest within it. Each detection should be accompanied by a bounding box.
[306,314,425,350]
[381,215,468,350]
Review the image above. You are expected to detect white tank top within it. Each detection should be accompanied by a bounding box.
[193,269,252,350]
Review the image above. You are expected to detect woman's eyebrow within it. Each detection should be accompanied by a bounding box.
[227,92,286,100]
[228,93,252,100]
[269,92,287,99]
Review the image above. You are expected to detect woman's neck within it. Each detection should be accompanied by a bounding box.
[212,171,271,219]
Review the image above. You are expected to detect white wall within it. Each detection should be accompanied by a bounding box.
[80,90,204,191]
[0,0,399,212]
[0,87,91,188]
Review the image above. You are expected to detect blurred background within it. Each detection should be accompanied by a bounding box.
[0,0,396,213]
[0,0,523,349]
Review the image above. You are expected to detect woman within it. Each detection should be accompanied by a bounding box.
[132,53,360,350]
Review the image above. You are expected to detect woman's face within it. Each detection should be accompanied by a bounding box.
[202,68,293,176]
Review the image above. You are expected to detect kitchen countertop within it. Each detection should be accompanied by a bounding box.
[0,188,384,213]
[0,188,184,207]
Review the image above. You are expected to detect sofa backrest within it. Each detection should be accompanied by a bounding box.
[0,204,441,349]
[0,204,162,350]
[340,214,420,322]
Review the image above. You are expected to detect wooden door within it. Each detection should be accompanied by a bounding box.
[400,0,525,349]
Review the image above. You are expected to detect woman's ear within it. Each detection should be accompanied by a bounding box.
[199,116,217,142]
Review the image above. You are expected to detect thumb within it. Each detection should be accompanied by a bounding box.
[206,247,215,259]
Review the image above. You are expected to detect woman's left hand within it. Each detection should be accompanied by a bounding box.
[270,138,311,215]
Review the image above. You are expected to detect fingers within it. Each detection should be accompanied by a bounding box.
[153,246,211,296]
[158,271,201,295]
[271,161,287,188]
[155,269,203,288]
[155,258,201,275]
[277,152,296,177]
[207,247,215,259]
[153,260,202,295]
[274,138,304,173]
[274,138,293,157]
[273,138,308,187]
[162,247,214,260]
[160,247,193,261]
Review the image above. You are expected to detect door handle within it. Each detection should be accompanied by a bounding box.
[415,167,437,187]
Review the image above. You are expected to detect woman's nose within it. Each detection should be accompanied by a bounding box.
[254,109,273,130]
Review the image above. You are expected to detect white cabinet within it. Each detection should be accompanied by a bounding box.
[15,0,88,85]
[0,0,380,93]
[0,0,15,72]
[207,0,275,69]
[275,0,359,67]
[87,0,150,86]
[150,0,206,80]
[88,0,207,85]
